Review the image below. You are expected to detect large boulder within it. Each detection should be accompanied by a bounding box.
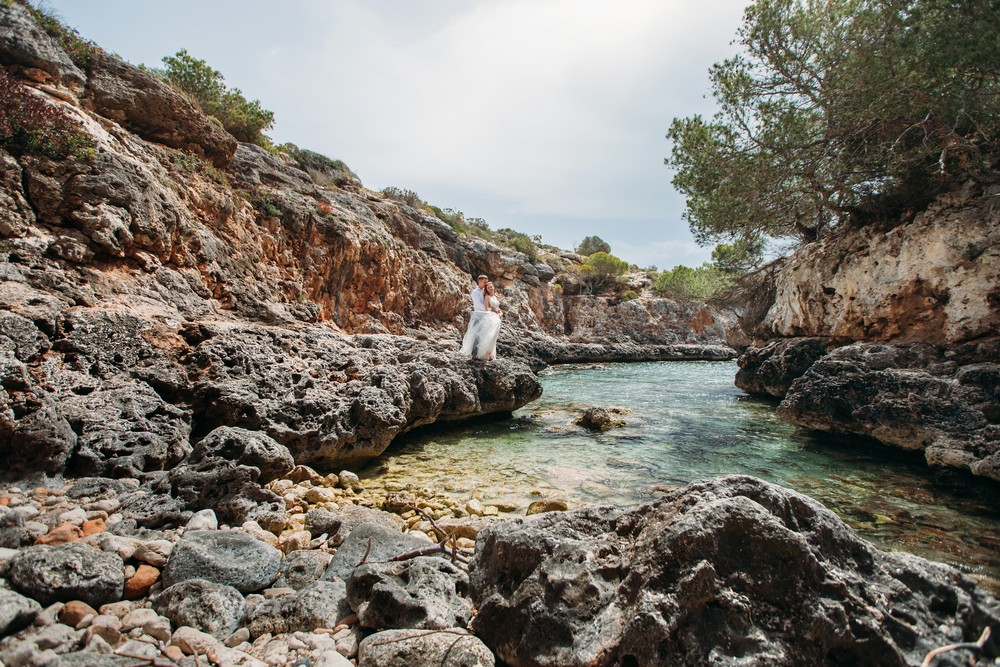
[358,629,495,667]
[470,475,1000,667]
[9,544,124,607]
[347,557,473,631]
[0,589,42,636]
[84,51,237,167]
[735,337,841,397]
[323,523,434,582]
[778,340,1000,481]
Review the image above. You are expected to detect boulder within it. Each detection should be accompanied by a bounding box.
[735,337,840,397]
[778,340,1000,480]
[188,426,294,483]
[358,628,495,667]
[152,579,246,639]
[470,475,1000,667]
[574,407,625,432]
[323,523,435,582]
[161,530,281,594]
[9,543,124,607]
[244,579,351,638]
[0,588,42,636]
[347,556,473,631]
[274,549,333,590]
[84,51,237,166]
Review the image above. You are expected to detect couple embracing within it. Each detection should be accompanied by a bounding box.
[461,274,502,361]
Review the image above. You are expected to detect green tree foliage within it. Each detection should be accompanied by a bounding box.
[655,264,732,301]
[580,252,629,294]
[576,235,611,256]
[667,0,1000,247]
[160,50,275,146]
[0,69,93,159]
[711,235,766,274]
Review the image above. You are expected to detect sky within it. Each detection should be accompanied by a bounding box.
[43,0,751,270]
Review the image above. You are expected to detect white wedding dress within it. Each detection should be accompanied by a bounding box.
[461,296,502,360]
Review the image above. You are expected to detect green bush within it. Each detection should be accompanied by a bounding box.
[159,50,274,147]
[654,264,731,301]
[278,143,359,187]
[621,290,640,301]
[580,252,629,294]
[0,69,93,159]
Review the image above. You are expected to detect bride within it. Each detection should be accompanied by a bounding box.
[461,281,503,361]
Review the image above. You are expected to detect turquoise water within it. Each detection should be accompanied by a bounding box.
[364,361,1000,582]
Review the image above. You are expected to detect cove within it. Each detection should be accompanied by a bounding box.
[363,361,1000,583]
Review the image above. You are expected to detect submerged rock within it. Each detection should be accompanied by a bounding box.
[470,475,1000,667]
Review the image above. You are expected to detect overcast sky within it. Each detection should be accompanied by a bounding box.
[45,0,750,269]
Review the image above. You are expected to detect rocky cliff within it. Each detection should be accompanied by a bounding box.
[0,1,736,486]
[736,185,1000,480]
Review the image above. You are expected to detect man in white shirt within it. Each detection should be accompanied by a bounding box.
[471,274,488,312]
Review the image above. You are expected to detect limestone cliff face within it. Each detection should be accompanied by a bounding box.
[765,187,999,344]
[737,186,1000,481]
[0,4,734,481]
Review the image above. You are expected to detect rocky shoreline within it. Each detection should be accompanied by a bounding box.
[2,472,998,667]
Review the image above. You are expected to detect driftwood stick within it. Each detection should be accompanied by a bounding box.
[921,626,991,667]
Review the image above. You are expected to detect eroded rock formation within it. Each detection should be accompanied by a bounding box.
[736,186,999,480]
[471,475,1000,667]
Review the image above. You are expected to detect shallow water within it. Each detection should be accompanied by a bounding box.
[362,361,1000,581]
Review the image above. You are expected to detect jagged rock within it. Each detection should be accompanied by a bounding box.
[152,579,245,639]
[84,52,237,167]
[9,543,124,607]
[735,337,841,397]
[574,407,625,432]
[470,475,1000,667]
[274,550,333,590]
[161,530,281,594]
[0,3,86,87]
[167,454,287,525]
[0,588,42,636]
[347,556,473,631]
[0,509,30,548]
[188,426,294,483]
[244,579,351,638]
[323,523,433,582]
[358,628,495,667]
[778,340,1000,480]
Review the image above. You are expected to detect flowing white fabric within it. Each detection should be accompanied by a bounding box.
[461,298,502,360]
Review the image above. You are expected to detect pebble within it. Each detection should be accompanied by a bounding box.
[187,508,219,531]
[172,625,220,655]
[123,563,160,599]
[58,600,98,627]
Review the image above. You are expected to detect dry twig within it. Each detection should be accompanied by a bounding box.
[921,626,991,667]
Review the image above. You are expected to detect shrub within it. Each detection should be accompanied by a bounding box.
[576,235,611,256]
[655,264,732,301]
[0,69,93,159]
[159,50,274,147]
[382,186,426,208]
[621,290,640,301]
[278,143,359,187]
[580,252,629,294]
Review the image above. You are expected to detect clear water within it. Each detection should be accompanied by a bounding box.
[363,361,1000,582]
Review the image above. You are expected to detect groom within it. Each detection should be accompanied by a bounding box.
[470,274,488,312]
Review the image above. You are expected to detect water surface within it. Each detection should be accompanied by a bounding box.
[363,361,1000,581]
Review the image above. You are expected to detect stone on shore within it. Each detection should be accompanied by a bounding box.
[0,588,41,636]
[152,579,246,639]
[323,522,433,581]
[9,543,124,607]
[244,579,351,638]
[161,530,281,594]
[347,556,473,631]
[274,550,333,590]
[358,628,495,667]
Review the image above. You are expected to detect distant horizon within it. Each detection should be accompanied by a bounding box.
[43,0,752,270]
